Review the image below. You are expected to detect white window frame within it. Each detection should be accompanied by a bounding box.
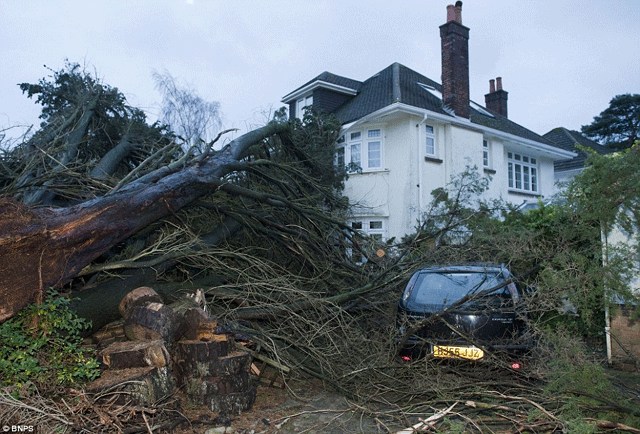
[347,218,387,263]
[425,124,436,156]
[350,218,386,240]
[295,95,313,119]
[483,139,491,168]
[507,152,538,193]
[338,128,384,172]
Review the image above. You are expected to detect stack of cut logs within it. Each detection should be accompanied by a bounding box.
[86,287,256,415]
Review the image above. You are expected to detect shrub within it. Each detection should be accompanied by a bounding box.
[0,291,100,390]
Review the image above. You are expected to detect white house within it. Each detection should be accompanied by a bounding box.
[282,2,575,242]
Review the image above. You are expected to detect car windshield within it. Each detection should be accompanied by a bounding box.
[412,271,512,310]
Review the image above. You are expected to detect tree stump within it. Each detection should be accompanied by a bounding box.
[174,337,256,414]
[180,307,219,341]
[86,366,174,405]
[173,337,231,371]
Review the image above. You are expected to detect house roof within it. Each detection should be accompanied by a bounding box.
[282,71,362,102]
[288,63,561,149]
[543,127,611,171]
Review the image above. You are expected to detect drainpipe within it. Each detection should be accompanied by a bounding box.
[417,113,429,224]
[601,224,612,365]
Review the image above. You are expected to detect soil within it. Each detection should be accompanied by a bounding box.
[173,365,640,434]
[175,377,393,434]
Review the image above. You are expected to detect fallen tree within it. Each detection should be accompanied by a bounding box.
[0,63,375,324]
[0,122,287,321]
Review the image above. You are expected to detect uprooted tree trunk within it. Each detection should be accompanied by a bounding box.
[0,123,286,321]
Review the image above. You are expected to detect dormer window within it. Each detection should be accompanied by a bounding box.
[296,95,313,118]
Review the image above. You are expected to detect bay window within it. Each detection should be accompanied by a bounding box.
[508,152,538,193]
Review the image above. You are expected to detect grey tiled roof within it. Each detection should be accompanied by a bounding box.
[287,71,362,97]
[543,127,611,171]
[320,63,555,146]
[333,63,445,123]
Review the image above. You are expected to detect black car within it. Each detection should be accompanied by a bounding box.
[397,264,532,365]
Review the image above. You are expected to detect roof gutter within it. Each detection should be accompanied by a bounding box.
[344,102,577,160]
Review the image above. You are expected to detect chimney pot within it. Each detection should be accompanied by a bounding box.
[485,76,508,118]
[454,1,463,23]
[446,4,455,22]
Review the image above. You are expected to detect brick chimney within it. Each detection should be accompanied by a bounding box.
[484,77,509,117]
[440,1,470,118]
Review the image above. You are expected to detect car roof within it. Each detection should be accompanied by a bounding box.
[416,264,507,273]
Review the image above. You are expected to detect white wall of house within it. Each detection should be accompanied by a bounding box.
[341,115,560,241]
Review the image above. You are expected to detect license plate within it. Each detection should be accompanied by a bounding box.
[433,345,484,360]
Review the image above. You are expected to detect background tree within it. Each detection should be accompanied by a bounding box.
[581,93,640,149]
[153,70,222,150]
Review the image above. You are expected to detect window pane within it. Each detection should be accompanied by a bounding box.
[350,144,361,165]
[515,164,522,189]
[368,141,381,168]
[369,221,382,229]
[335,147,345,167]
[351,221,362,230]
[426,137,435,155]
[508,162,513,188]
[425,125,436,155]
[350,132,361,140]
[523,166,530,190]
[531,158,537,164]
[531,168,537,191]
[368,129,381,138]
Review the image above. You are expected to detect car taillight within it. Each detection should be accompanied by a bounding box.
[510,361,522,370]
[401,355,412,362]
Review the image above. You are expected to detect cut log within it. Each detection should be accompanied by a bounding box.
[175,350,251,382]
[118,286,163,318]
[86,366,174,405]
[99,340,170,369]
[173,337,231,365]
[124,302,181,342]
[92,319,127,349]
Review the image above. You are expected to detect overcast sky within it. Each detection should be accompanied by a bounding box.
[1,0,639,143]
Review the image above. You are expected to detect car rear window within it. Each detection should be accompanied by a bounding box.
[410,271,515,310]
